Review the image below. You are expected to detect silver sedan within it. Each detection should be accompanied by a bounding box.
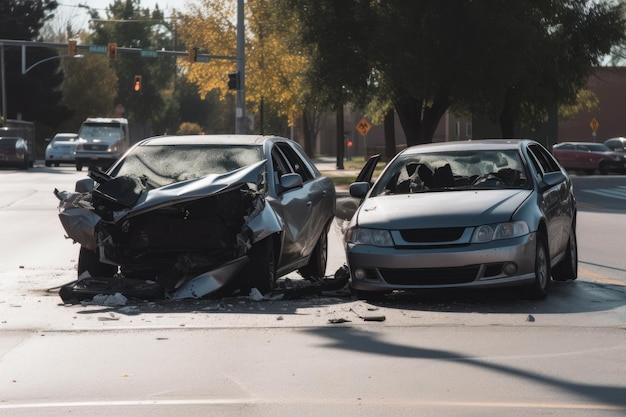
[338,140,577,300]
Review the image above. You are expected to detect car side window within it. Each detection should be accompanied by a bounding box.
[275,142,314,182]
[529,144,560,174]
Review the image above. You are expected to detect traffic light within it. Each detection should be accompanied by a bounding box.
[133,75,142,92]
[188,47,198,63]
[227,71,239,90]
[107,43,117,60]
[68,39,77,56]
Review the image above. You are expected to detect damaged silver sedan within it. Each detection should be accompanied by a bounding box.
[55,135,336,300]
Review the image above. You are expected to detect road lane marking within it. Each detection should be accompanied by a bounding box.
[0,398,623,411]
[579,266,624,286]
[582,186,626,201]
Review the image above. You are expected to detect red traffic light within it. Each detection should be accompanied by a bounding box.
[133,75,142,92]
[108,43,117,60]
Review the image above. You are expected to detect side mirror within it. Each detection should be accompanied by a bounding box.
[539,171,566,192]
[44,138,51,143]
[279,173,303,192]
[75,178,95,193]
[349,181,370,198]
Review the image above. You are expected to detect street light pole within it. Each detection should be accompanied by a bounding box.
[235,0,246,134]
[22,54,84,75]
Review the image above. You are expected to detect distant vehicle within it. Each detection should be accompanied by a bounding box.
[0,136,30,170]
[0,121,35,167]
[45,133,78,167]
[55,134,336,301]
[74,117,152,172]
[552,142,626,174]
[604,137,626,153]
[336,139,577,300]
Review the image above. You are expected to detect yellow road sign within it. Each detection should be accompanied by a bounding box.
[590,118,599,132]
[356,118,371,136]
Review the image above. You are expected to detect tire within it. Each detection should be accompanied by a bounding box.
[298,222,329,279]
[240,237,276,295]
[77,247,117,278]
[552,226,578,281]
[45,161,52,167]
[526,232,550,299]
[599,161,608,175]
[76,164,83,171]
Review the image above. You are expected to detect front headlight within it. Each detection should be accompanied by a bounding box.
[345,227,394,247]
[471,221,529,243]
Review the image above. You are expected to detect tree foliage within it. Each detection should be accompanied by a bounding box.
[177,0,310,135]
[292,0,626,144]
[87,0,174,129]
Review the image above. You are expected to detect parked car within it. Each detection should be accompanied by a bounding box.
[552,141,626,174]
[604,137,626,153]
[0,136,29,169]
[336,139,577,300]
[45,133,78,167]
[55,135,336,300]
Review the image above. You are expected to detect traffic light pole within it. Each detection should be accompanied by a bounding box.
[235,0,246,134]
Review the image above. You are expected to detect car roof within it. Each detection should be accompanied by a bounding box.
[0,136,22,141]
[136,134,283,146]
[400,139,531,154]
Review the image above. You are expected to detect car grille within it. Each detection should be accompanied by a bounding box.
[399,227,465,243]
[83,144,109,151]
[380,266,480,285]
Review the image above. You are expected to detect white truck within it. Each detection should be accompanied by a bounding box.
[74,117,152,171]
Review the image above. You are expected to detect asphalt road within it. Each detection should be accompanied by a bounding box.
[0,164,624,417]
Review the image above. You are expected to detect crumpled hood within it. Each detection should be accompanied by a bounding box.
[355,189,532,229]
[126,160,266,217]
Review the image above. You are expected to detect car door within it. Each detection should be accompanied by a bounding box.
[528,144,572,257]
[335,154,381,222]
[268,142,331,271]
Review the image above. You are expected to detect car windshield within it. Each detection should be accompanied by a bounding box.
[53,135,77,143]
[585,143,612,152]
[79,124,121,140]
[371,148,529,196]
[109,144,265,187]
[0,138,18,148]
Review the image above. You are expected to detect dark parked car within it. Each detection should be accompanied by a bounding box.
[337,140,577,300]
[45,133,78,167]
[552,141,626,174]
[604,137,626,153]
[0,136,29,169]
[55,135,336,300]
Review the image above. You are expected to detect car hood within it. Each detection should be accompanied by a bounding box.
[355,189,532,229]
[125,160,266,217]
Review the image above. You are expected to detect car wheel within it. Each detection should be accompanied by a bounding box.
[76,164,83,171]
[240,237,276,295]
[527,232,550,299]
[55,162,60,167]
[298,222,329,279]
[552,225,578,281]
[45,161,52,167]
[599,161,609,175]
[77,247,117,278]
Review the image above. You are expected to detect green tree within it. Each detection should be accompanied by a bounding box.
[87,0,174,128]
[292,0,626,144]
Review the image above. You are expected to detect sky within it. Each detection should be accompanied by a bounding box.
[53,0,179,32]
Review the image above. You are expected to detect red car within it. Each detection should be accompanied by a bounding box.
[552,142,626,174]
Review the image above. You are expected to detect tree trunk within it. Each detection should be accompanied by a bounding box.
[499,90,516,138]
[383,108,396,160]
[394,97,423,147]
[336,104,344,170]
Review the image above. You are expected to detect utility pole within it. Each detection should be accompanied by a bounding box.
[235,0,246,134]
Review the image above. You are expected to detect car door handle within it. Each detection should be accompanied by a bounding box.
[306,200,312,207]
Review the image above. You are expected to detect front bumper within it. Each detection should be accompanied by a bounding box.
[347,232,537,291]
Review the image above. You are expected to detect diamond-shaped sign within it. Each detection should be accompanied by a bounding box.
[356,118,371,136]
